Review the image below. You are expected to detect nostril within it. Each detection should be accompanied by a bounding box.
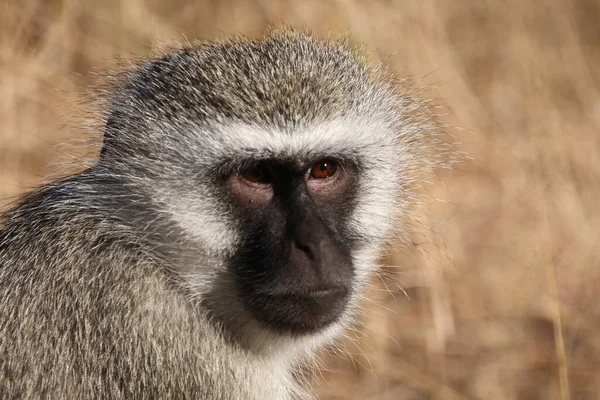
[292,239,320,262]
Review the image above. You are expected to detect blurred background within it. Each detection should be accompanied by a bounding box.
[1,0,599,398]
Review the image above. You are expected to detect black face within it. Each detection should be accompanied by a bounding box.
[225,158,359,335]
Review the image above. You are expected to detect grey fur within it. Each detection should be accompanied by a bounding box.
[0,29,448,399]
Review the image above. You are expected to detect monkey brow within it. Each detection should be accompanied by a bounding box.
[206,120,388,165]
[214,153,362,176]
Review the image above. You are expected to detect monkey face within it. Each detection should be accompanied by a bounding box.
[98,32,416,342]
[225,158,359,335]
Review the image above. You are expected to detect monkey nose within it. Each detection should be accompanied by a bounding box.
[292,237,322,262]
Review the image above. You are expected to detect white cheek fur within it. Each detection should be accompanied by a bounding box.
[151,119,402,360]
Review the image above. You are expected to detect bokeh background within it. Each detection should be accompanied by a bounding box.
[2,1,599,399]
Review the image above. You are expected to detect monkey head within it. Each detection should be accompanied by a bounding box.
[99,30,424,350]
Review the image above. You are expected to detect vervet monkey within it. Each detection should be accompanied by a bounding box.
[0,29,447,399]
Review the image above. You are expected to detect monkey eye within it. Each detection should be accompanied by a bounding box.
[308,161,338,180]
[240,165,272,185]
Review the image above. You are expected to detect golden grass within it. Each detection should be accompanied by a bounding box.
[2,0,599,398]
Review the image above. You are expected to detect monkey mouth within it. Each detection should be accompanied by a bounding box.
[244,285,351,335]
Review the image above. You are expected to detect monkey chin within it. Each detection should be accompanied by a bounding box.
[232,301,353,360]
[244,285,352,337]
[206,278,354,356]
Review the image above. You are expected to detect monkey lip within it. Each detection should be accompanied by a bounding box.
[278,285,348,299]
[246,285,351,335]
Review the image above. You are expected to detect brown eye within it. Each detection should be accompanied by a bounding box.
[309,161,337,180]
[241,165,270,185]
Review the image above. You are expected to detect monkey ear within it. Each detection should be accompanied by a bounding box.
[100,114,118,158]
[101,109,137,161]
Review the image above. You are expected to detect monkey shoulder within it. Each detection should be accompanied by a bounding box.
[0,172,283,400]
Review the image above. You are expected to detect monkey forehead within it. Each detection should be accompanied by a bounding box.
[102,31,411,168]
[111,32,393,130]
[193,118,400,165]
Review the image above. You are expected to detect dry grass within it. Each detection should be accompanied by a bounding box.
[2,0,600,399]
